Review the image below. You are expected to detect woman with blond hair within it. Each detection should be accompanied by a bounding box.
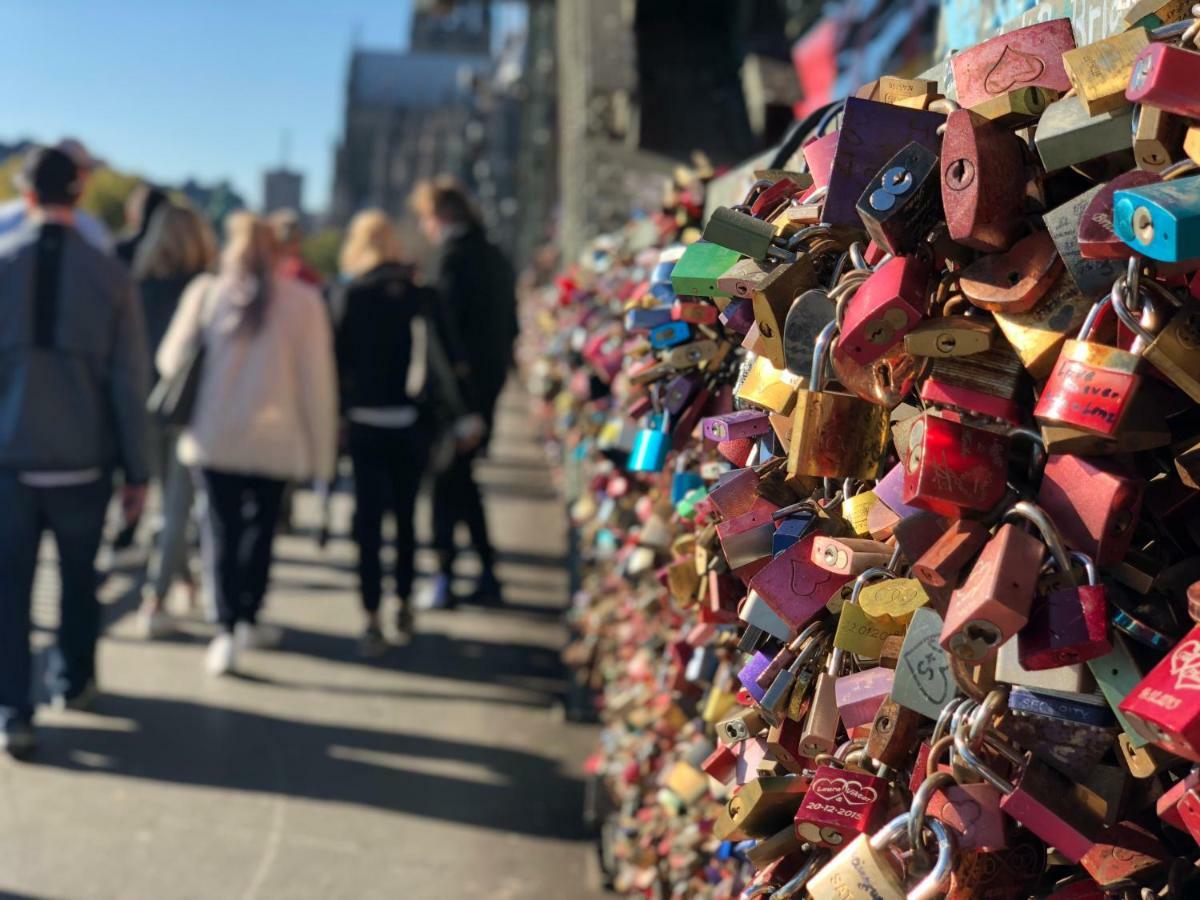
[335,209,479,656]
[157,212,337,675]
[132,202,218,637]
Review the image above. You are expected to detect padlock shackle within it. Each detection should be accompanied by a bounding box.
[953,725,1015,795]
[1002,501,1073,584]
[784,222,832,251]
[851,566,895,604]
[741,179,775,209]
[932,696,971,747]
[1112,276,1157,345]
[908,770,956,862]
[1076,295,1111,342]
[810,319,839,388]
[1068,550,1097,587]
[768,848,829,899]
[869,813,955,900]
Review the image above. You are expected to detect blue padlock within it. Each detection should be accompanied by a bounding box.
[627,412,671,473]
[624,306,673,333]
[772,510,817,556]
[671,470,704,504]
[648,321,692,349]
[1112,175,1200,263]
[650,258,677,286]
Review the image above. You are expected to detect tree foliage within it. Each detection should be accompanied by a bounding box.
[303,228,344,279]
[0,153,140,232]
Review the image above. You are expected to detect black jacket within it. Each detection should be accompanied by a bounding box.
[334,263,469,418]
[436,226,518,414]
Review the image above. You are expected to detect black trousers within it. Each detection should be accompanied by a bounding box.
[349,423,431,613]
[432,384,501,580]
[198,469,285,632]
[0,473,110,725]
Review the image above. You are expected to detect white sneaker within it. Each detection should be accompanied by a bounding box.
[418,575,453,610]
[137,607,174,640]
[205,633,237,676]
[235,621,283,651]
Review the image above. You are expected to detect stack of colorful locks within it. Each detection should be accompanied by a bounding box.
[538,7,1200,898]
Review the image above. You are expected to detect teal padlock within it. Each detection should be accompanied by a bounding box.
[1113,174,1200,262]
[628,412,671,473]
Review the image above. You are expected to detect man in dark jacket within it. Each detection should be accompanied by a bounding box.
[413,177,518,608]
[0,148,150,758]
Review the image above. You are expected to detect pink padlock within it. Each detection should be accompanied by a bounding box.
[837,256,931,366]
[1120,624,1200,763]
[833,666,893,730]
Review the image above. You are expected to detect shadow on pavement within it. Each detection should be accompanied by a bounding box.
[30,692,590,841]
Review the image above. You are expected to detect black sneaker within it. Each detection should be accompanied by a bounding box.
[359,626,387,658]
[469,574,504,607]
[51,680,99,712]
[1,721,36,760]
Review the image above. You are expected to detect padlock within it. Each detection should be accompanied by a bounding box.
[919,342,1024,424]
[1115,275,1200,403]
[968,85,1057,128]
[834,666,893,730]
[748,534,850,633]
[1133,105,1184,173]
[911,518,990,601]
[903,315,995,358]
[855,76,938,106]
[752,258,818,369]
[1114,174,1200,262]
[946,829,1045,900]
[702,409,771,443]
[713,774,808,841]
[837,255,931,366]
[670,297,718,326]
[1043,183,1129,300]
[1019,552,1111,671]
[1034,296,1145,439]
[840,484,880,538]
[702,206,793,262]
[821,98,943,228]
[624,305,673,333]
[833,581,906,658]
[1062,28,1151,116]
[999,688,1120,782]
[1119,624,1200,762]
[942,502,1062,663]
[1124,0,1195,28]
[891,607,958,721]
[749,176,806,219]
[1036,453,1144,566]
[940,109,1026,252]
[955,724,1100,863]
[794,763,890,850]
[810,536,892,577]
[855,142,942,256]
[1080,821,1169,892]
[627,410,671,473]
[958,230,1063,314]
[717,256,773,300]
[1034,94,1135,174]
[805,812,953,900]
[782,287,836,377]
[865,697,923,769]
[797,649,843,759]
[648,320,691,349]
[858,578,929,628]
[735,355,805,415]
[1077,170,1161,260]
[707,466,761,519]
[670,240,742,298]
[915,773,1007,853]
[950,18,1075,108]
[901,412,1009,516]
[1126,41,1200,118]
[786,320,890,483]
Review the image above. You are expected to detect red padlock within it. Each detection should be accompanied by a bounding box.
[1120,624,1200,762]
[1035,295,1144,439]
[837,256,931,366]
[1036,453,1144,566]
[951,18,1075,108]
[940,108,1027,252]
[748,535,850,632]
[902,412,1010,516]
[1126,42,1200,119]
[793,764,888,848]
[1018,551,1111,670]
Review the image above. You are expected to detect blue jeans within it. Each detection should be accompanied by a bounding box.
[0,472,110,727]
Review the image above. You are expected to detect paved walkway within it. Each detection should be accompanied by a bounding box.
[0,386,602,900]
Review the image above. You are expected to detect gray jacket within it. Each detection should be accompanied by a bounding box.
[0,220,150,482]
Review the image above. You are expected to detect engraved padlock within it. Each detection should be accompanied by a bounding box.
[902,412,1010,517]
[794,762,891,850]
[805,812,954,900]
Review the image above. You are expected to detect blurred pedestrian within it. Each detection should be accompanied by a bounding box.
[156,212,336,676]
[335,210,480,655]
[116,182,170,266]
[0,147,150,758]
[270,208,323,288]
[133,203,218,638]
[0,139,114,253]
[411,176,518,608]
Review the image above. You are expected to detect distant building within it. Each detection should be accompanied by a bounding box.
[178,178,247,235]
[331,1,526,258]
[264,167,304,215]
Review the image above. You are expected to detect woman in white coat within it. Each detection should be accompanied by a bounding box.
[157,212,337,675]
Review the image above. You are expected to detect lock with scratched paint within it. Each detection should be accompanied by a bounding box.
[902,412,1010,517]
[1034,295,1146,438]
[1113,174,1200,263]
[837,255,932,366]
[856,142,942,256]
[950,18,1075,109]
[940,108,1027,252]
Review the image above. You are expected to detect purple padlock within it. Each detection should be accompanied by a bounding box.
[703,409,771,442]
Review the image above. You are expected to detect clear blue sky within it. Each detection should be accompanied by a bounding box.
[1,1,523,213]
